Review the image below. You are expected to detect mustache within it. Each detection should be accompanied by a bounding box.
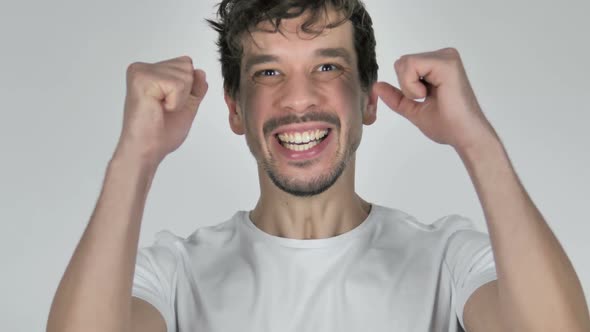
[263,111,341,137]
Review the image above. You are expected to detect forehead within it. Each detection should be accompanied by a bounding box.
[240,9,355,61]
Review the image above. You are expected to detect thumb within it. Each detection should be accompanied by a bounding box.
[374,81,420,122]
[184,69,209,112]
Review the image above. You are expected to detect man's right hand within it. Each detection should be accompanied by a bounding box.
[114,56,208,166]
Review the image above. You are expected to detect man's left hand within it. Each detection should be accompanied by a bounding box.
[374,48,498,153]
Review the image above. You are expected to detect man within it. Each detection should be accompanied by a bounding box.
[47,0,590,331]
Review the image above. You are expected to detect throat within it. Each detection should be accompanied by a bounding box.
[303,219,315,239]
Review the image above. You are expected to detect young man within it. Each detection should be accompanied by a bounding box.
[47,1,590,332]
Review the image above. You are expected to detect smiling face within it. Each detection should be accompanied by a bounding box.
[225,10,377,197]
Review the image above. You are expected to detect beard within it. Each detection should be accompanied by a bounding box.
[264,151,348,197]
[245,110,362,198]
[257,128,360,197]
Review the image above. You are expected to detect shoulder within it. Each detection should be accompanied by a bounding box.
[372,204,480,241]
[137,211,245,267]
[370,205,494,271]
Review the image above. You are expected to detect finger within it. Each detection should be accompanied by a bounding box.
[164,58,194,74]
[191,69,208,98]
[184,69,208,112]
[157,55,193,67]
[395,48,459,94]
[395,57,432,100]
[159,74,192,112]
[395,58,428,100]
[374,81,421,121]
[154,65,193,84]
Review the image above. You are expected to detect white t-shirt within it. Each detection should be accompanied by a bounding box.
[132,204,497,332]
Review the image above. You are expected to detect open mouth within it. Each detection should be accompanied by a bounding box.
[275,129,331,152]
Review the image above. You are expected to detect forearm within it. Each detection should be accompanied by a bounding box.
[456,135,590,331]
[47,153,158,332]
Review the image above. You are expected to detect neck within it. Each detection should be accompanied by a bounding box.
[249,159,372,239]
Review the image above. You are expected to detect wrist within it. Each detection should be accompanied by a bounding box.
[112,139,163,168]
[455,132,504,164]
[454,134,513,188]
[110,146,161,176]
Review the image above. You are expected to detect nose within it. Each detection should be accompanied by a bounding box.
[276,72,321,113]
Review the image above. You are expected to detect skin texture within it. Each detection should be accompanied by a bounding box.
[225,11,377,240]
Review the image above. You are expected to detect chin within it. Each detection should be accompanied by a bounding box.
[265,159,347,198]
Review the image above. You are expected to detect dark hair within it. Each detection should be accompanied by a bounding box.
[207,0,378,98]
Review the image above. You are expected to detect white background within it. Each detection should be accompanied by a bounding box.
[0,0,588,330]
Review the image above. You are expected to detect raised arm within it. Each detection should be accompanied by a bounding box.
[46,56,208,332]
[374,47,590,331]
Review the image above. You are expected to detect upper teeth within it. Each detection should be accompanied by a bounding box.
[277,129,329,144]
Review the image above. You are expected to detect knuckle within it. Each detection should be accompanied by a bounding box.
[442,47,461,59]
[394,57,405,72]
[180,64,195,77]
[126,63,149,86]
[442,47,458,54]
[177,56,193,68]
[438,48,462,69]
[126,62,143,76]
[405,56,417,67]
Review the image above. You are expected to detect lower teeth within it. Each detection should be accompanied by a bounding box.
[287,141,318,151]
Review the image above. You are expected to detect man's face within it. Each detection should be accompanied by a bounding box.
[226,10,376,197]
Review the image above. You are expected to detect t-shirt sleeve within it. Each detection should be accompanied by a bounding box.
[442,217,498,330]
[132,231,179,332]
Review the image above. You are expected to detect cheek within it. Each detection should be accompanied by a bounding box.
[239,85,272,145]
[341,76,362,101]
[330,79,364,118]
[239,83,261,127]
[324,72,362,100]
[241,79,285,125]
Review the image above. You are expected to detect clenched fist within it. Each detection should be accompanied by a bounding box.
[374,48,498,154]
[114,55,208,166]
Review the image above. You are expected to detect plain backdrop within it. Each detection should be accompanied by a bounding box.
[0,0,588,330]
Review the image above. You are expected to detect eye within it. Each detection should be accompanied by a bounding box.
[313,63,345,81]
[251,68,284,85]
[317,64,339,72]
[254,69,281,77]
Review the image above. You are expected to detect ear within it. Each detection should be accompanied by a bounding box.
[362,84,378,125]
[224,90,245,135]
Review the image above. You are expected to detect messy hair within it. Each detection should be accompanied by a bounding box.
[207,0,378,98]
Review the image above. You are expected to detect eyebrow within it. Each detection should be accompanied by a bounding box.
[314,48,354,66]
[243,47,354,73]
[243,54,280,73]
